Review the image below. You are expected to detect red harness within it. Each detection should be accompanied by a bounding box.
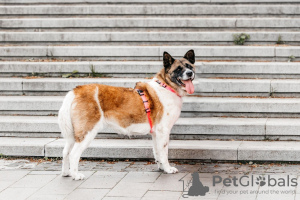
[135,79,181,133]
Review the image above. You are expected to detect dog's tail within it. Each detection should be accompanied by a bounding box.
[58,90,75,141]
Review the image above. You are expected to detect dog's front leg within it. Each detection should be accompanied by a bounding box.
[151,134,163,170]
[155,127,178,174]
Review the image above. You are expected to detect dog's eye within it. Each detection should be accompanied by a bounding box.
[186,64,193,69]
[175,66,183,72]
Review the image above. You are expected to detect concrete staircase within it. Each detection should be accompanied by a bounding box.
[1,0,300,162]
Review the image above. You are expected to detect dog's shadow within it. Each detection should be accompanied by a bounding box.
[188,172,209,196]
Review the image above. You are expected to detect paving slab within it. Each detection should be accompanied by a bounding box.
[27,194,66,200]
[0,171,29,192]
[79,171,127,189]
[64,188,109,200]
[10,174,56,188]
[34,171,94,195]
[142,191,182,200]
[120,172,161,183]
[0,188,39,200]
[150,173,187,191]
[106,181,153,198]
[0,160,300,199]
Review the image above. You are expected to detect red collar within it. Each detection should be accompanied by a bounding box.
[154,78,181,97]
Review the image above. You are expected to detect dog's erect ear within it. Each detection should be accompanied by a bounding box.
[163,51,175,73]
[183,49,195,64]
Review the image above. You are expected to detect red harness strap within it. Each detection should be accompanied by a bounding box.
[135,89,154,133]
[135,79,181,133]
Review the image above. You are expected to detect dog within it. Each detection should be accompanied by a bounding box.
[58,49,196,180]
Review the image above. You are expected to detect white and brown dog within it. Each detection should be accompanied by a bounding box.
[58,50,196,180]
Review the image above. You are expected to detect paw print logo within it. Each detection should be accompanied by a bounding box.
[256,176,266,186]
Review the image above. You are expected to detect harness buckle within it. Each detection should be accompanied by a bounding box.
[136,89,144,96]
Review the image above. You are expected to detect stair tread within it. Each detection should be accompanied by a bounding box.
[1,137,300,161]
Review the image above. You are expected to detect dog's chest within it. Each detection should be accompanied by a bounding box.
[148,81,183,126]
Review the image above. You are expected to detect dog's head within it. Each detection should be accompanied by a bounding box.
[162,49,196,95]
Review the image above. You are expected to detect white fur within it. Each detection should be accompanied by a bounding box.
[182,69,195,81]
[148,79,182,173]
[59,79,183,180]
[58,91,76,177]
[106,120,150,136]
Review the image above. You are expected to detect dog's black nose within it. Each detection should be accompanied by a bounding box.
[186,71,193,77]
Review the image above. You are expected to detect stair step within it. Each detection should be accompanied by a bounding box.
[1,32,299,45]
[201,62,300,78]
[1,5,300,15]
[1,61,300,79]
[0,61,162,77]
[0,46,297,61]
[0,0,297,4]
[1,116,299,140]
[1,96,300,117]
[1,137,300,161]
[3,77,300,97]
[1,17,300,29]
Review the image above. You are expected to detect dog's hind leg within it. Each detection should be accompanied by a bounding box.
[62,139,75,177]
[58,91,76,177]
[69,122,101,180]
[69,87,104,180]
[155,127,178,174]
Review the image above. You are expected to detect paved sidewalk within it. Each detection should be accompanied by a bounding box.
[0,159,299,200]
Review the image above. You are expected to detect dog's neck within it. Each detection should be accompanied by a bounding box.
[155,68,186,97]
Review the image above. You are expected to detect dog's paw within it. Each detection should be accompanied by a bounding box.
[164,167,178,174]
[72,173,85,181]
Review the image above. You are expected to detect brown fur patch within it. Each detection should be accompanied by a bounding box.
[96,84,148,128]
[72,84,101,142]
[71,82,164,142]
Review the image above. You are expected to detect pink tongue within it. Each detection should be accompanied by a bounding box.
[182,80,194,94]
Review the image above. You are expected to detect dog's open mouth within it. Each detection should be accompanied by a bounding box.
[177,78,186,87]
[177,78,194,94]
